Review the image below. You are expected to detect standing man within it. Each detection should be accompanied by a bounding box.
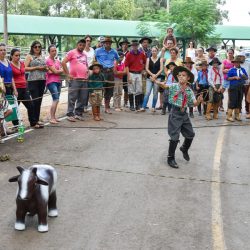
[125,40,146,111]
[95,36,119,114]
[139,37,152,58]
[119,39,131,107]
[62,39,89,122]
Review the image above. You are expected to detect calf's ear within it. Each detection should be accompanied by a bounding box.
[9,175,20,182]
[37,178,48,186]
[17,166,25,174]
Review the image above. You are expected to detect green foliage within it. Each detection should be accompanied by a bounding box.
[168,0,227,43]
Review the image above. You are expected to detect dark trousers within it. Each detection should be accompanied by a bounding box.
[28,80,46,122]
[5,86,36,126]
[168,107,195,141]
[228,85,243,109]
[103,69,115,102]
[244,85,249,113]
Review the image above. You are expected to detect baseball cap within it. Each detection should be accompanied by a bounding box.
[97,36,105,42]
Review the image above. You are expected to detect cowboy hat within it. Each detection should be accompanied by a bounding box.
[182,57,195,64]
[89,61,103,70]
[139,37,152,44]
[119,39,130,47]
[130,40,139,46]
[209,57,221,65]
[173,66,194,83]
[232,56,243,63]
[103,36,113,43]
[198,60,208,66]
[166,61,177,69]
[206,46,217,52]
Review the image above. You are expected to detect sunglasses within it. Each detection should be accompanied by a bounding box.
[33,45,41,49]
[86,40,91,42]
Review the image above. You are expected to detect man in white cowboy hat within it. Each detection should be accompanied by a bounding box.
[95,36,119,114]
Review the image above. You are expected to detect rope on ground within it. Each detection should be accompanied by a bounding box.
[9,158,249,187]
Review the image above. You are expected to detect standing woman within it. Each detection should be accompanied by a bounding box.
[25,41,47,128]
[46,45,64,124]
[186,41,196,62]
[0,43,18,129]
[10,48,37,127]
[140,46,163,112]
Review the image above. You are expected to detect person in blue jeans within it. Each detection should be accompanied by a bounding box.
[46,45,64,124]
[140,47,164,112]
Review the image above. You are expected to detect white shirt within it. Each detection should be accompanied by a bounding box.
[84,47,95,67]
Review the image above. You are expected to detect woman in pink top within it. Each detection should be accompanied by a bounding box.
[221,49,234,111]
[46,45,64,124]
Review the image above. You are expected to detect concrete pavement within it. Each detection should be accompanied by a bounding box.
[0,107,249,250]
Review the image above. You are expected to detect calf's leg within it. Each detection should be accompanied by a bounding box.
[48,191,58,217]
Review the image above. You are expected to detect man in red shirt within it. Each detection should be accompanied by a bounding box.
[125,40,146,111]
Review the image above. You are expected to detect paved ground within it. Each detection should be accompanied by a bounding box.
[0,93,250,250]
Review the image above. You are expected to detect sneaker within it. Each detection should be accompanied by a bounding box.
[67,116,77,122]
[151,108,156,112]
[161,110,166,115]
[114,108,122,112]
[198,112,202,116]
[156,107,162,110]
[74,115,85,121]
[138,108,146,112]
[189,112,194,118]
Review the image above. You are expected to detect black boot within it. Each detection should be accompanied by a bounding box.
[203,104,207,115]
[180,138,193,161]
[140,94,144,109]
[167,140,179,168]
[135,95,140,111]
[129,94,135,111]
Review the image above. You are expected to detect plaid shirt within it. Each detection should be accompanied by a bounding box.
[169,83,195,108]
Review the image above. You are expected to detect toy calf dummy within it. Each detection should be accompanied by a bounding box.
[9,165,58,232]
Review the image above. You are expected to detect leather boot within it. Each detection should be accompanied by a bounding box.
[213,103,219,119]
[92,106,99,121]
[180,138,193,161]
[227,109,234,122]
[97,106,102,120]
[129,94,135,111]
[206,103,212,120]
[235,108,242,121]
[167,140,179,168]
[105,99,112,114]
[135,95,140,111]
[203,104,207,115]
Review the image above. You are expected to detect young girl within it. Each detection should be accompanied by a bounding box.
[157,66,202,168]
[88,61,105,121]
[114,51,126,111]
[208,58,224,120]
[163,27,177,49]
[161,62,177,115]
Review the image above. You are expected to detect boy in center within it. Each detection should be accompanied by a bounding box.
[157,66,202,168]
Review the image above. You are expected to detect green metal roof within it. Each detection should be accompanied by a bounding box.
[0,14,250,40]
[0,14,162,38]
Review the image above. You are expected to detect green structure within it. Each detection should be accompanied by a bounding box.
[1,14,250,54]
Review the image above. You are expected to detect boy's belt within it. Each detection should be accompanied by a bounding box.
[129,71,141,74]
[172,105,187,112]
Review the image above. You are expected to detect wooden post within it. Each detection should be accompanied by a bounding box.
[3,0,8,44]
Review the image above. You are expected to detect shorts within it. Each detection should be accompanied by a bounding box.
[0,99,11,119]
[47,82,61,101]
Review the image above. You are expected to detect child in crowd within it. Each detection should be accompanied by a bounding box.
[196,60,209,116]
[163,27,177,49]
[114,51,126,111]
[88,61,105,121]
[0,79,12,143]
[157,66,202,168]
[207,58,224,120]
[160,62,177,115]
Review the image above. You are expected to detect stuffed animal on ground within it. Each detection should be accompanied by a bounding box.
[9,165,58,232]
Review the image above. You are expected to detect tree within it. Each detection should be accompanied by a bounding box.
[168,0,228,44]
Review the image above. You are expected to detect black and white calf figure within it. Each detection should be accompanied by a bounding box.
[9,165,58,233]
